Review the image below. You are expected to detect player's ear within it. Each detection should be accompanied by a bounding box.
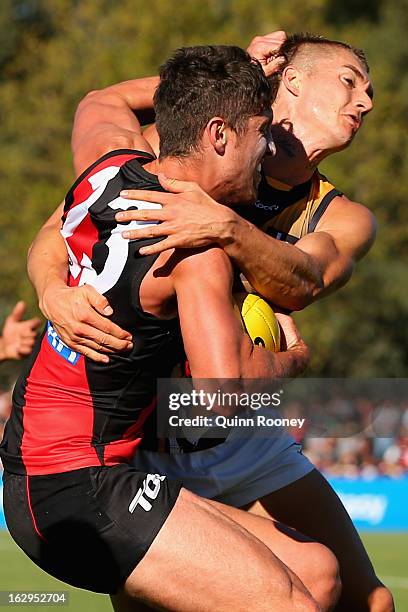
[207,118,228,154]
[281,65,302,97]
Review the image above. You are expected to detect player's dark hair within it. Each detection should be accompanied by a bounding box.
[154,45,272,159]
[269,32,369,95]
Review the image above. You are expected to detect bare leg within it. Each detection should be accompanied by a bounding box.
[112,490,339,611]
[115,488,319,611]
[243,469,394,612]
[209,498,341,611]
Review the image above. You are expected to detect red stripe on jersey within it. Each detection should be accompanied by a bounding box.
[26,476,47,541]
[103,397,157,465]
[66,211,99,287]
[21,335,99,476]
[70,153,140,209]
[70,153,138,211]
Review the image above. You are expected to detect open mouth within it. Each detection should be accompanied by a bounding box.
[344,114,361,131]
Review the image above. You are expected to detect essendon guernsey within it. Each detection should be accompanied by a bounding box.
[0,150,184,476]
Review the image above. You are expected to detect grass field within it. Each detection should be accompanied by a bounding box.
[1,531,407,610]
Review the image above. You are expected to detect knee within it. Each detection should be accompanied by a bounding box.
[324,547,342,610]
[310,544,342,611]
[371,584,395,612]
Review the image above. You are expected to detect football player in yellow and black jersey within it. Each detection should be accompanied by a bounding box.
[28,33,393,612]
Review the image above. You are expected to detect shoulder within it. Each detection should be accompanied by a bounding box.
[66,150,152,202]
[171,246,233,288]
[315,193,377,259]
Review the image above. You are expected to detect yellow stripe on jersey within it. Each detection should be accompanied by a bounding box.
[261,171,340,241]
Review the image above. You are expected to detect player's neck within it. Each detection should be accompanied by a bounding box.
[264,122,333,185]
[145,157,221,199]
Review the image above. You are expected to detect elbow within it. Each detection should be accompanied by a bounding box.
[283,276,324,311]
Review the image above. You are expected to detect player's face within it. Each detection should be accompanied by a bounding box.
[296,49,373,151]
[226,110,273,204]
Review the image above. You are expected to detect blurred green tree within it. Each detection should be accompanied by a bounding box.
[0,0,406,384]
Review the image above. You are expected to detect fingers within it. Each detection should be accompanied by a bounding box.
[119,175,199,203]
[117,208,166,226]
[8,300,26,322]
[122,220,169,240]
[74,346,112,364]
[139,237,179,256]
[247,31,287,76]
[118,189,173,206]
[54,321,133,363]
[263,56,286,78]
[16,340,36,356]
[82,284,113,316]
[25,317,42,331]
[65,319,133,352]
[80,286,133,343]
[262,30,287,43]
[250,31,287,48]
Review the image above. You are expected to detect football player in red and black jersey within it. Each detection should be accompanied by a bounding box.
[1,45,325,611]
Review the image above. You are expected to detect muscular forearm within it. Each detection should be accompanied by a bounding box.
[243,339,309,379]
[28,224,68,315]
[78,75,158,116]
[224,217,324,311]
[72,76,158,175]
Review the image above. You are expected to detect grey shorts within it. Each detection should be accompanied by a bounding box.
[133,429,314,507]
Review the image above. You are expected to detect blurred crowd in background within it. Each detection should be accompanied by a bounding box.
[284,395,408,478]
[303,407,408,479]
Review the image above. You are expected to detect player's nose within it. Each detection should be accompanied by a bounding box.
[356,91,373,115]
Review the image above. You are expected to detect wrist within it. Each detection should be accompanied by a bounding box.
[288,340,310,373]
[39,276,67,320]
[219,211,248,253]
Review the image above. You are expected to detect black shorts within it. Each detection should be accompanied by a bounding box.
[3,464,182,594]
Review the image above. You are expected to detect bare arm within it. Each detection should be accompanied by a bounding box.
[27,75,160,360]
[222,194,377,309]
[172,247,309,381]
[72,76,158,175]
[115,179,376,310]
[27,202,68,307]
[27,203,134,361]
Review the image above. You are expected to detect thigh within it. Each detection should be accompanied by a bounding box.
[122,488,316,612]
[246,469,388,611]
[209,498,340,611]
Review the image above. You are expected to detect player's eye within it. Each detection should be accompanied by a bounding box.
[343,76,354,86]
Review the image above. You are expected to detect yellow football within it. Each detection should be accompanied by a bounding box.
[234,293,280,352]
